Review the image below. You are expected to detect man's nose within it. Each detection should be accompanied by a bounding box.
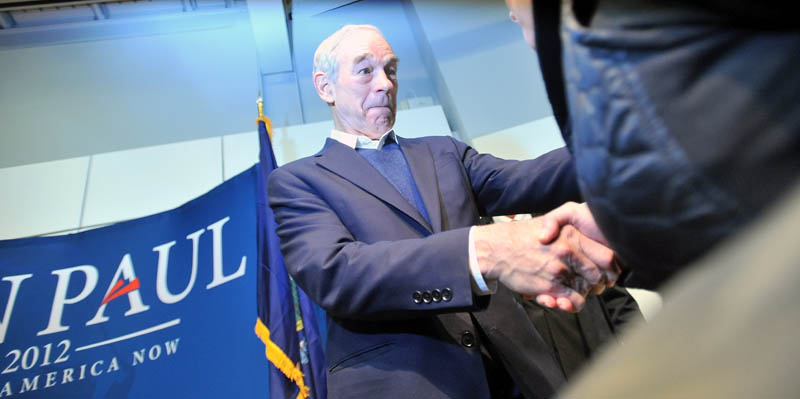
[373,69,394,93]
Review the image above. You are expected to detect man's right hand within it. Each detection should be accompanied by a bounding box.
[473,216,616,312]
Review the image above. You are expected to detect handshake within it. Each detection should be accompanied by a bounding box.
[474,202,617,312]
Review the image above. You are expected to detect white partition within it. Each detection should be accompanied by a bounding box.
[81,137,223,227]
[221,120,332,179]
[393,105,452,138]
[221,104,453,179]
[222,130,259,181]
[0,157,89,239]
[0,105,453,239]
[270,105,452,165]
[471,116,565,159]
[273,119,336,165]
[627,288,663,321]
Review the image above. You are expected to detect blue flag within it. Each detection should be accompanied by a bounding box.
[254,116,327,399]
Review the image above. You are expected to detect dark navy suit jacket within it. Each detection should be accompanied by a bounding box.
[267,135,584,398]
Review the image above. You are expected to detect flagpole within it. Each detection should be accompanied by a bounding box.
[256,94,274,140]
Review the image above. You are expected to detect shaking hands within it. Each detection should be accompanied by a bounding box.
[473,202,618,312]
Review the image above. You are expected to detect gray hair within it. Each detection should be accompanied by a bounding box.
[313,24,384,82]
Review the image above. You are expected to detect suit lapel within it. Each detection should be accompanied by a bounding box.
[315,138,433,233]
[399,138,443,233]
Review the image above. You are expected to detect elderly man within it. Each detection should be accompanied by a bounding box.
[267,25,634,398]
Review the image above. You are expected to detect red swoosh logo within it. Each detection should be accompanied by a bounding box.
[101,278,140,305]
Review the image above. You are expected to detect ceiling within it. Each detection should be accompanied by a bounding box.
[0,0,366,28]
[0,0,245,30]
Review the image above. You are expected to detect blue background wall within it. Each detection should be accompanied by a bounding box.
[0,0,554,168]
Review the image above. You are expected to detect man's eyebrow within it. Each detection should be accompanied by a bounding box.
[352,54,399,66]
[352,53,370,65]
[384,55,399,65]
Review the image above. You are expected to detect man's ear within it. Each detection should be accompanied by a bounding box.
[313,72,335,104]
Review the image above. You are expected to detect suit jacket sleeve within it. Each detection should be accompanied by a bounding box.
[451,137,582,216]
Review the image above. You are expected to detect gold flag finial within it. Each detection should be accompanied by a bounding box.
[256,94,273,139]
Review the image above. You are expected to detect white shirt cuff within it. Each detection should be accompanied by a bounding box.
[468,226,497,296]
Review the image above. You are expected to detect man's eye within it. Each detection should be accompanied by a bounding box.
[358,67,372,75]
[386,68,397,77]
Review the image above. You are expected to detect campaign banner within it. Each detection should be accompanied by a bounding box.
[0,166,267,398]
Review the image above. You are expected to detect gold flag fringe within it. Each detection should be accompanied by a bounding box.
[255,318,310,399]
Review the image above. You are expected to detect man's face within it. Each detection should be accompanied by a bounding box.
[506,0,535,49]
[327,30,399,139]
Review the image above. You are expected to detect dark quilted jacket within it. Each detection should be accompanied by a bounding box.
[536,0,800,288]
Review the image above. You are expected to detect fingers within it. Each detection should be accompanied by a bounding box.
[574,228,619,289]
[538,202,609,246]
[535,294,556,307]
[575,228,615,270]
[607,259,621,288]
[557,297,575,312]
[538,216,561,244]
[535,295,580,312]
[556,288,586,312]
[537,203,574,244]
[534,287,586,312]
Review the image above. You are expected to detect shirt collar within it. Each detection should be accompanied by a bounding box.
[330,128,396,150]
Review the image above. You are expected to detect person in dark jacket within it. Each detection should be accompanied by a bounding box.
[507,0,800,290]
[504,2,800,396]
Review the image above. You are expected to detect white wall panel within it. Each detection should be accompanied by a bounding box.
[222,120,333,172]
[221,105,452,180]
[471,116,565,160]
[0,157,89,240]
[223,130,258,181]
[81,137,223,227]
[272,120,335,166]
[627,288,663,321]
[394,105,451,138]
[408,0,553,141]
[0,9,258,169]
[221,120,334,175]
[267,105,453,166]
